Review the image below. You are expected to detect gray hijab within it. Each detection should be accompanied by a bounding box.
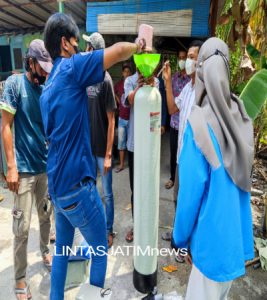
[188,37,254,192]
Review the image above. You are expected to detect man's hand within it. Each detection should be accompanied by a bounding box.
[145,75,156,86]
[163,61,172,83]
[138,73,155,87]
[129,73,156,106]
[6,166,19,193]
[104,156,112,175]
[128,74,145,105]
[135,38,146,53]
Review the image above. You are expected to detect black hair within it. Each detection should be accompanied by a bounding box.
[189,40,204,51]
[122,64,131,72]
[44,13,80,60]
[24,54,37,72]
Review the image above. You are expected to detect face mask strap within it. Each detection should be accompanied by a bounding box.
[199,49,230,81]
[67,38,79,54]
[215,49,231,81]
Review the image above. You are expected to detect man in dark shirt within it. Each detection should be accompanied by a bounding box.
[114,64,132,172]
[83,32,117,248]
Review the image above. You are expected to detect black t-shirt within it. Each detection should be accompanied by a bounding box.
[87,71,117,157]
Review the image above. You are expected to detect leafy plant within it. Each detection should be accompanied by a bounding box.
[229,43,244,92]
[246,44,267,70]
[217,0,267,155]
[240,69,267,120]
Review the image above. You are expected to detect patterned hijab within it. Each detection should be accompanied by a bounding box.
[188,37,254,192]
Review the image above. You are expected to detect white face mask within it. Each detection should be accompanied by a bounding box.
[185,58,196,75]
[178,59,186,70]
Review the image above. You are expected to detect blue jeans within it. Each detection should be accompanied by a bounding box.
[96,156,114,235]
[50,181,107,300]
[118,117,128,150]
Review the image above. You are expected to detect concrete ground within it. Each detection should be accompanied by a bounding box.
[0,132,266,300]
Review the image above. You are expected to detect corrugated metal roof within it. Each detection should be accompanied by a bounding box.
[0,0,87,35]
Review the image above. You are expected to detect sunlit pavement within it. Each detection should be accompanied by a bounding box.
[0,132,266,300]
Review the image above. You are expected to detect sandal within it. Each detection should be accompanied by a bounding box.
[165,180,174,189]
[125,228,134,243]
[115,167,124,173]
[15,284,32,300]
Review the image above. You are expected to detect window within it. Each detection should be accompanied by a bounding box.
[0,46,12,72]
[13,48,23,70]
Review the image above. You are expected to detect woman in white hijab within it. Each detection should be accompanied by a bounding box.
[172,37,254,300]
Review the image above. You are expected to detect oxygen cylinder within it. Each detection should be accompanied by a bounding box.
[133,84,161,293]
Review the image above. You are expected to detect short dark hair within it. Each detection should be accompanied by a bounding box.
[44,13,80,60]
[189,40,204,51]
[122,64,131,72]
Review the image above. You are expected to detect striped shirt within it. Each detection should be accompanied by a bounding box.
[174,80,195,160]
[170,72,190,130]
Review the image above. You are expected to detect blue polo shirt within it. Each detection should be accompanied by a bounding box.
[40,51,104,197]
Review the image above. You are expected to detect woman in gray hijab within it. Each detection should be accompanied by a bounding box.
[172,37,254,300]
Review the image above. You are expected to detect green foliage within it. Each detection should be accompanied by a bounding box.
[216,18,233,43]
[246,44,267,70]
[262,56,267,69]
[222,0,233,13]
[169,54,178,74]
[235,81,248,95]
[216,0,267,154]
[247,44,261,61]
[254,103,267,154]
[247,0,260,15]
[229,43,243,92]
[215,0,234,45]
[240,69,267,120]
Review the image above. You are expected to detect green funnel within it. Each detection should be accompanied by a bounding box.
[134,54,161,78]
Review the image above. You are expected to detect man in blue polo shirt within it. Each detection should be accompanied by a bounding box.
[41,13,146,300]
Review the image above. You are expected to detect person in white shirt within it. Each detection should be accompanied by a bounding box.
[162,40,203,262]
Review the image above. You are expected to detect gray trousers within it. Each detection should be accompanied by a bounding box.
[13,173,52,282]
[185,265,232,300]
